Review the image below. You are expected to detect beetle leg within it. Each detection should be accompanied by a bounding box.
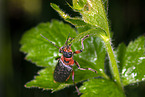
[72,70,81,95]
[65,74,70,81]
[74,60,97,73]
[73,50,82,54]
[55,57,60,60]
[73,35,89,54]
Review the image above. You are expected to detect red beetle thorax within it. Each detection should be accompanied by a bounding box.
[61,55,74,65]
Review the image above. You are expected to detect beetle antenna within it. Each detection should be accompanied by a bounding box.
[69,38,74,47]
[40,34,60,49]
[65,33,70,46]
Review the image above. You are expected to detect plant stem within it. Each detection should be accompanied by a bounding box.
[102,71,110,80]
[100,35,123,89]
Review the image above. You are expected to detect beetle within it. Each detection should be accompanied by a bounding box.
[40,33,97,95]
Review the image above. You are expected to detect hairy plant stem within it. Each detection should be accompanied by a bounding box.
[100,34,123,90]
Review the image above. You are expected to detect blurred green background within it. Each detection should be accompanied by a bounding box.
[0,0,145,97]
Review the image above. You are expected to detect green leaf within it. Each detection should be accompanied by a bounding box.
[72,0,109,35]
[51,1,108,36]
[20,20,107,92]
[25,68,61,89]
[79,79,125,97]
[117,36,145,86]
[50,3,86,28]
[73,37,109,80]
[20,20,76,67]
[25,68,72,92]
[73,0,87,10]
[102,0,109,14]
[116,43,126,72]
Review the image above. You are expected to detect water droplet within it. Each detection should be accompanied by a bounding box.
[94,58,97,61]
[138,47,141,50]
[139,57,145,60]
[99,69,103,71]
[83,87,86,90]
[58,53,61,56]
[87,0,93,7]
[54,52,57,57]
[131,73,137,78]
[142,78,145,81]
[122,68,126,74]
[133,66,136,70]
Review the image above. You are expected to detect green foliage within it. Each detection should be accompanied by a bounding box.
[20,0,145,96]
[79,79,124,97]
[50,2,107,42]
[51,1,121,87]
[117,36,145,86]
[20,20,107,92]
[20,21,76,67]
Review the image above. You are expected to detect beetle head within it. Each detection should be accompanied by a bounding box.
[41,33,74,58]
[59,33,74,58]
[62,46,72,58]
[59,44,72,58]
